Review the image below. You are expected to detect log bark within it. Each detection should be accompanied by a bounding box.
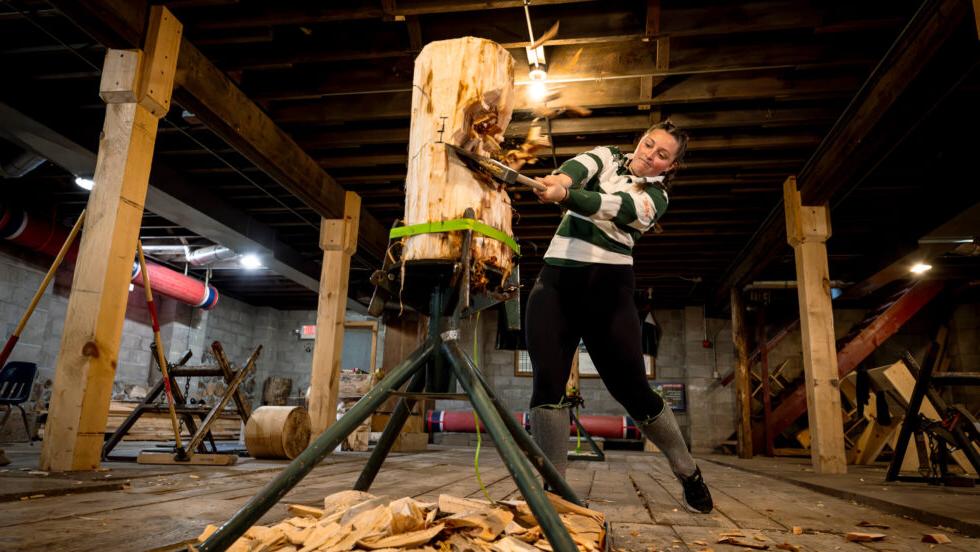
[403,37,516,280]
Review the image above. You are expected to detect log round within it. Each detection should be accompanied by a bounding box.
[403,37,516,280]
[244,406,311,459]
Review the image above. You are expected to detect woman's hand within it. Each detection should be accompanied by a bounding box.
[533,173,573,203]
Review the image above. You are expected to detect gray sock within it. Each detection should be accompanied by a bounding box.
[638,406,697,477]
[530,406,569,478]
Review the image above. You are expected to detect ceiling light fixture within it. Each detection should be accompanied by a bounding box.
[240,253,263,270]
[523,1,548,103]
[74,176,94,190]
[910,262,932,274]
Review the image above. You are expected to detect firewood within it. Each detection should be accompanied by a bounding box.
[444,509,514,541]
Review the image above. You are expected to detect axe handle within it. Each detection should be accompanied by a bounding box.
[515,173,547,192]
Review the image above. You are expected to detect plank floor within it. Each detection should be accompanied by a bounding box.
[0,443,976,551]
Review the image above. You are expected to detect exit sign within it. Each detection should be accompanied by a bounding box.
[299,325,317,340]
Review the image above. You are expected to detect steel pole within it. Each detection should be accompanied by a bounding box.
[442,340,578,552]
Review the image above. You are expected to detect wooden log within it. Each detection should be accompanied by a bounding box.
[40,8,181,472]
[245,406,312,459]
[403,37,516,280]
[784,176,846,474]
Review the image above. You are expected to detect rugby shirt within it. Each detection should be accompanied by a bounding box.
[543,146,669,266]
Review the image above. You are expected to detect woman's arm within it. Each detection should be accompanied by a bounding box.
[560,186,668,231]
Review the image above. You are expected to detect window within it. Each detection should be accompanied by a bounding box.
[514,343,656,378]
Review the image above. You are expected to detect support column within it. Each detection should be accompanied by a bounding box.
[783,176,847,474]
[40,6,181,471]
[309,192,361,435]
[730,289,753,459]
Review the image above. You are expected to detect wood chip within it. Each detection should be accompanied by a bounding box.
[196,524,218,542]
[791,527,803,535]
[922,533,952,544]
[716,536,769,549]
[493,536,540,551]
[529,20,560,50]
[287,504,324,518]
[845,532,886,542]
[774,543,801,552]
[360,523,445,549]
[438,494,492,515]
[857,520,890,529]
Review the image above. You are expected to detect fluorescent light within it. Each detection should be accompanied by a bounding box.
[240,253,262,270]
[910,262,932,274]
[75,176,94,190]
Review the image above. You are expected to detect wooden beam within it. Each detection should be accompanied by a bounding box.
[756,307,774,457]
[713,0,971,310]
[783,176,846,474]
[309,192,361,435]
[731,288,753,459]
[47,0,389,265]
[40,7,180,472]
[270,70,863,123]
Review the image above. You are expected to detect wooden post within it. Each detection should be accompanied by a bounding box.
[308,192,361,435]
[784,176,847,474]
[731,288,753,459]
[40,6,181,471]
[756,306,774,456]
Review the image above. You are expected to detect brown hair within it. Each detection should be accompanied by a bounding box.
[638,120,688,191]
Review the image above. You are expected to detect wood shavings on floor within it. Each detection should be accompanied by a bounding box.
[194,490,606,552]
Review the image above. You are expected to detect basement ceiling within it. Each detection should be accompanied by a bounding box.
[1,0,978,311]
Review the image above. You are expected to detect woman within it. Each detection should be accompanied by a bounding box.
[526,121,713,513]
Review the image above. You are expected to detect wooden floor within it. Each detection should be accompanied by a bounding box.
[0,442,977,551]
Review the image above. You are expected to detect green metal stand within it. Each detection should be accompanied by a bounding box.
[195,211,582,552]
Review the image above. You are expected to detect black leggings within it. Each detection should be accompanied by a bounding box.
[525,263,666,422]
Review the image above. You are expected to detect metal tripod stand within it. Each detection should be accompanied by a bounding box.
[196,211,583,552]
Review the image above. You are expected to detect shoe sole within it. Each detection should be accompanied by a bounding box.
[682,496,712,514]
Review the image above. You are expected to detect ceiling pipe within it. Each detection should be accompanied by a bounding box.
[1,202,219,310]
[743,280,851,291]
[0,150,46,178]
[186,244,237,266]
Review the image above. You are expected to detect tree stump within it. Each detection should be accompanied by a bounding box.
[403,37,516,282]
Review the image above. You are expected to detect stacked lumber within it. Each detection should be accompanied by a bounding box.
[196,490,606,552]
[106,401,242,441]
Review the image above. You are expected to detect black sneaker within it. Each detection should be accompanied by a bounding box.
[677,466,713,513]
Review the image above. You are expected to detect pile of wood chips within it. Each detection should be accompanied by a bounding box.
[195,490,606,552]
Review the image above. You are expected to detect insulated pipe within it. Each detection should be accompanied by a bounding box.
[426,409,642,440]
[1,202,219,309]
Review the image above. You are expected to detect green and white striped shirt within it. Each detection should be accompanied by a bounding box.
[544,146,669,266]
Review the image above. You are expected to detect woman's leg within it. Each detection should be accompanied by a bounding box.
[526,265,583,476]
[581,266,712,512]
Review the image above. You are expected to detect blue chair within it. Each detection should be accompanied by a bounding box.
[0,362,37,444]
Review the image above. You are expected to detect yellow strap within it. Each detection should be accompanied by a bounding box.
[390,218,520,255]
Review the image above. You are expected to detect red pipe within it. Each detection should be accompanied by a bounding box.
[426,410,642,440]
[1,203,218,309]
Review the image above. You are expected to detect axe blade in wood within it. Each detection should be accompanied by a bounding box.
[445,143,546,192]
